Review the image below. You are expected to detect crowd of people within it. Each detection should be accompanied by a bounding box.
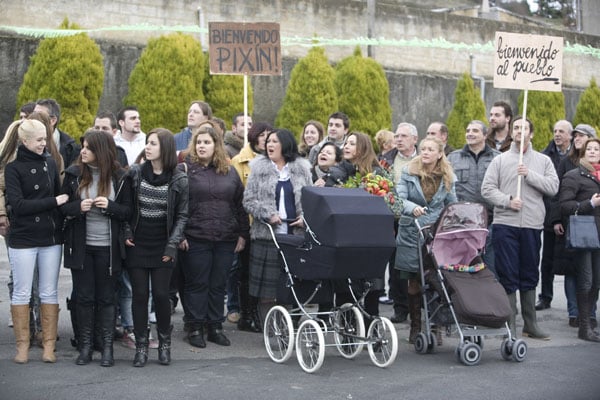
[1,97,599,368]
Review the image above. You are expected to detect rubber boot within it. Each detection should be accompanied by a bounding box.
[99,306,115,367]
[237,282,261,333]
[507,292,517,338]
[40,304,59,363]
[75,304,94,365]
[408,294,422,344]
[520,290,550,340]
[11,304,30,364]
[576,291,600,342]
[133,330,149,367]
[157,325,173,365]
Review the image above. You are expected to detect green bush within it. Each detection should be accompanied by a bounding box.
[203,52,253,129]
[517,90,565,150]
[275,47,337,137]
[334,47,392,137]
[16,18,103,141]
[124,33,205,133]
[445,73,487,149]
[573,77,600,134]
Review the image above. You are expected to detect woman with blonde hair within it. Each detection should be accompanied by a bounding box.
[395,136,456,343]
[5,119,69,363]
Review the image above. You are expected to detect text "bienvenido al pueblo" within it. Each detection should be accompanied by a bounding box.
[209,22,282,76]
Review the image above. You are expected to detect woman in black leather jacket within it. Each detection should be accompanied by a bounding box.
[123,128,188,367]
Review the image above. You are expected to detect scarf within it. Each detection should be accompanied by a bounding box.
[141,161,171,186]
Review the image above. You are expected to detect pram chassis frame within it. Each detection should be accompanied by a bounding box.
[262,220,398,373]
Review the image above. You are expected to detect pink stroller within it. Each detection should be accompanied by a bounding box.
[415,202,528,366]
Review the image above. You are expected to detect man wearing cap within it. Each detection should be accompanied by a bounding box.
[536,120,573,311]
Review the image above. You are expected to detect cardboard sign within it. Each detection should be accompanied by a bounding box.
[494,31,563,92]
[209,22,282,76]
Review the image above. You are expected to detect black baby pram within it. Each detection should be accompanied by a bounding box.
[415,202,527,366]
[263,186,399,373]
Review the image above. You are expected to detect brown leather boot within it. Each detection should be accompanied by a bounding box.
[11,304,30,364]
[41,304,59,363]
[408,294,422,344]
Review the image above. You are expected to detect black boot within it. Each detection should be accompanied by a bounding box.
[66,297,79,349]
[99,306,115,367]
[238,282,261,333]
[576,291,600,342]
[75,304,94,365]
[158,325,173,365]
[188,325,206,348]
[133,330,149,367]
[94,305,103,353]
[207,324,231,346]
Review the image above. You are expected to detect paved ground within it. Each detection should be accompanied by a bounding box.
[0,236,599,399]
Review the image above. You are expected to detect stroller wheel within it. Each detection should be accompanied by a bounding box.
[414,332,429,354]
[500,338,512,361]
[333,305,365,359]
[459,342,482,366]
[263,306,295,364]
[295,319,325,373]
[511,339,527,362]
[367,317,398,368]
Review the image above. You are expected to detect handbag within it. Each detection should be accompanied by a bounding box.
[566,209,600,250]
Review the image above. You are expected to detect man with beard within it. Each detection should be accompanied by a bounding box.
[485,101,513,153]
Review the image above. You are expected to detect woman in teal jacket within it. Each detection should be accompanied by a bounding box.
[395,136,456,343]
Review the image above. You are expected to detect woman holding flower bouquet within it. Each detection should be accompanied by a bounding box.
[330,132,387,320]
[395,136,456,344]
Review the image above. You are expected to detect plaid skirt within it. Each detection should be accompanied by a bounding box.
[249,239,283,299]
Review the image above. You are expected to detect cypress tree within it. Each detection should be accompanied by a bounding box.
[16,18,103,141]
[275,46,337,137]
[445,72,487,149]
[334,47,392,137]
[573,77,600,133]
[203,52,253,129]
[124,33,204,133]
[517,90,565,150]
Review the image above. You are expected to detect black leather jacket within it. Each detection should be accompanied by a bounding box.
[60,166,131,274]
[123,164,189,259]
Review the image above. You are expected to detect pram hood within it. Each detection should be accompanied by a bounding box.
[275,187,396,280]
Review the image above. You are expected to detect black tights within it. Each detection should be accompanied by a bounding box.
[129,267,173,335]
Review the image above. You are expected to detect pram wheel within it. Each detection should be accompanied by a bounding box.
[334,304,365,359]
[295,319,325,373]
[264,306,295,363]
[469,335,484,349]
[458,342,482,366]
[500,338,512,361]
[367,317,398,368]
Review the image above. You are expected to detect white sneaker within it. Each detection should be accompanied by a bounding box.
[8,315,13,328]
[149,312,157,324]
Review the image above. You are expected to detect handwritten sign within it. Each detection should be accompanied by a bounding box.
[209,22,282,76]
[494,31,563,92]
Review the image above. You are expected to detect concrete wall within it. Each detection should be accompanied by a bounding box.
[1,0,598,137]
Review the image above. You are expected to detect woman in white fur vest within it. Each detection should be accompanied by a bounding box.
[243,129,312,318]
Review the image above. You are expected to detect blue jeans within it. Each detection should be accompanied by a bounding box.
[118,269,134,329]
[226,255,240,314]
[9,245,62,305]
[181,239,236,327]
[482,224,496,278]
